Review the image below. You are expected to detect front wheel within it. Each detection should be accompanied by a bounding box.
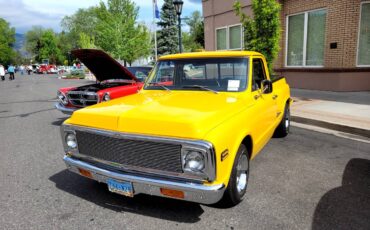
[274,104,290,138]
[219,144,249,207]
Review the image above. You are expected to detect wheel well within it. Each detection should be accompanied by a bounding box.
[287,98,292,106]
[241,135,253,159]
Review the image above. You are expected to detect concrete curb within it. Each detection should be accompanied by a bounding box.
[291,116,370,139]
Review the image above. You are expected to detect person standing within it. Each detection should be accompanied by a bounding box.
[0,64,5,81]
[8,64,15,80]
[27,65,32,75]
[20,65,25,75]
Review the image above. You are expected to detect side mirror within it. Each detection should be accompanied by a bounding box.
[261,79,273,94]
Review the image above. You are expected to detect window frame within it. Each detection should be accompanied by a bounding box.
[357,1,370,67]
[251,58,268,92]
[285,8,327,68]
[215,23,243,51]
[215,26,228,51]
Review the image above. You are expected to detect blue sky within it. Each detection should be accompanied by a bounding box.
[0,0,202,33]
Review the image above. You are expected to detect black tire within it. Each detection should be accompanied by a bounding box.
[274,103,290,138]
[219,144,249,207]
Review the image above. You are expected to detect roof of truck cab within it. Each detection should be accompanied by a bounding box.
[159,51,263,60]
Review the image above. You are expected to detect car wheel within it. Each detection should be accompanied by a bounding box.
[219,144,249,207]
[274,103,290,138]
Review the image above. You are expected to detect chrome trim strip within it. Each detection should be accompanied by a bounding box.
[55,102,77,115]
[61,124,217,181]
[64,156,225,204]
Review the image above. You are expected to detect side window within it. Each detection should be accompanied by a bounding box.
[252,59,267,91]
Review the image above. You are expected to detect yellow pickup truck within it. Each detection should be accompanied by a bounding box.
[61,51,291,206]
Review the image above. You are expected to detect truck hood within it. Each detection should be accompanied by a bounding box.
[67,90,250,139]
[72,49,138,82]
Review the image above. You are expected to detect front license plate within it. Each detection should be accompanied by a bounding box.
[107,178,134,197]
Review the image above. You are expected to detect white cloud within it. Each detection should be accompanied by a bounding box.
[0,0,202,33]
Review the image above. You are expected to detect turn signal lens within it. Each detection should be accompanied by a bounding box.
[78,168,93,179]
[160,188,184,199]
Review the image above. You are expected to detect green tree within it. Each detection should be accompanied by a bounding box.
[182,31,203,52]
[57,31,74,65]
[0,18,16,65]
[25,26,44,62]
[234,0,281,72]
[182,11,204,52]
[157,0,178,55]
[78,32,96,49]
[61,7,99,49]
[39,30,63,64]
[186,11,204,47]
[95,0,150,65]
[25,27,63,64]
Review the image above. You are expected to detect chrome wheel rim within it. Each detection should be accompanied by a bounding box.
[236,154,248,193]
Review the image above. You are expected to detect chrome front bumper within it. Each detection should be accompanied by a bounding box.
[55,102,78,115]
[63,155,225,204]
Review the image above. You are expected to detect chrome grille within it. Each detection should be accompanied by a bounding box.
[67,91,98,107]
[75,131,183,173]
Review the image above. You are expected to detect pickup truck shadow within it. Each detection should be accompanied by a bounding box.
[312,158,370,230]
[49,170,204,223]
[51,118,68,126]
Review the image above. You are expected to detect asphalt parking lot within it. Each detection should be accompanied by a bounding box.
[0,74,369,230]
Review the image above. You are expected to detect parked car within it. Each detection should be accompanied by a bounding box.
[55,49,151,115]
[60,51,291,206]
[37,64,58,74]
[31,64,39,73]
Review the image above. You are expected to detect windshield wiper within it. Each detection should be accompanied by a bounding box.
[181,85,219,94]
[147,82,171,91]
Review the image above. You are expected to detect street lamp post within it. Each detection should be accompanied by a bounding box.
[173,0,184,53]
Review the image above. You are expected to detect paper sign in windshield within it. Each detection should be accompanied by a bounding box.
[228,80,240,91]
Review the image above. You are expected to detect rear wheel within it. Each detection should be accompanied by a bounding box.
[219,144,249,207]
[274,104,290,138]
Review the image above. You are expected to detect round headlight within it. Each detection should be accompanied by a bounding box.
[102,93,110,101]
[185,151,205,171]
[66,133,77,149]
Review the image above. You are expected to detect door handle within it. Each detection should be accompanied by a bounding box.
[272,95,278,100]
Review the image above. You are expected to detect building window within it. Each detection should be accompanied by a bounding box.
[358,2,370,66]
[216,25,242,50]
[229,25,242,50]
[216,28,227,50]
[286,9,327,67]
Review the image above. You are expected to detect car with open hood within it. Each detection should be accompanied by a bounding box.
[60,51,291,206]
[55,49,151,115]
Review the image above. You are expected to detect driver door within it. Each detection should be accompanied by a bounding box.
[250,58,277,153]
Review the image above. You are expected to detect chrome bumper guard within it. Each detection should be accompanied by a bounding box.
[55,102,77,115]
[64,155,225,204]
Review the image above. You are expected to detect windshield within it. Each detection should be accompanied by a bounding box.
[145,58,249,92]
[127,67,152,82]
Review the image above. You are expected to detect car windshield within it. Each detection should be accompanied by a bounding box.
[144,58,249,92]
[127,67,152,82]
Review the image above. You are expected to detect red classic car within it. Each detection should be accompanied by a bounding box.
[55,49,152,115]
[38,64,59,74]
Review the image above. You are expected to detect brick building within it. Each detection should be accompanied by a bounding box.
[202,0,370,91]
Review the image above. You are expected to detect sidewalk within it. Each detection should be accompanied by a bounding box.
[290,89,370,139]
